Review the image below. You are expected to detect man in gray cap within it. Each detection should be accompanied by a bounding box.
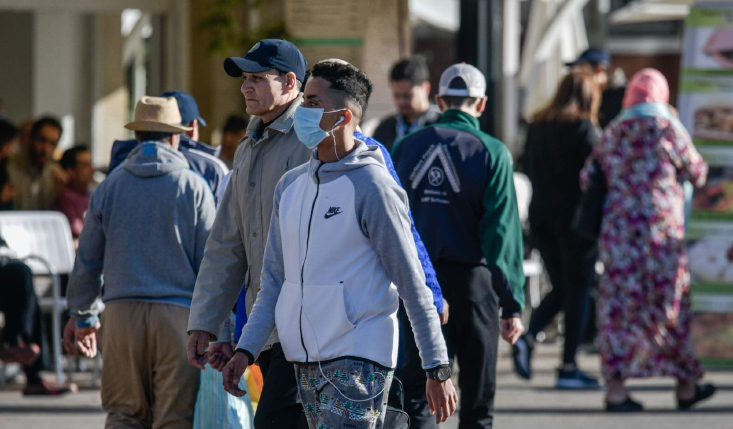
[186,39,312,429]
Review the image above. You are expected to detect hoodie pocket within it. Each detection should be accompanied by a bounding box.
[274,280,305,361]
[300,283,356,359]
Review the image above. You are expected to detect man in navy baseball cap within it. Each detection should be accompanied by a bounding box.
[222,39,308,123]
[224,39,307,82]
[188,38,313,429]
[565,48,611,69]
[161,90,207,142]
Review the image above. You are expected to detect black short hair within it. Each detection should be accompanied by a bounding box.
[439,96,479,109]
[30,116,62,142]
[439,76,478,108]
[223,115,248,135]
[59,146,89,170]
[0,119,18,148]
[135,131,174,144]
[390,57,430,86]
[310,62,373,119]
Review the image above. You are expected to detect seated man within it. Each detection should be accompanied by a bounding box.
[0,235,75,395]
[55,146,94,239]
[7,117,65,210]
[222,61,457,428]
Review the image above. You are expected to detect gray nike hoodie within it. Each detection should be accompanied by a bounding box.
[238,141,449,369]
[67,141,216,325]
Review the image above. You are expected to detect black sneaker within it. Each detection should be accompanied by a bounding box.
[555,368,601,390]
[678,383,716,410]
[512,335,533,380]
[606,396,643,413]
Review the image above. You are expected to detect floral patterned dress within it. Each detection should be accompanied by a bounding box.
[581,116,708,381]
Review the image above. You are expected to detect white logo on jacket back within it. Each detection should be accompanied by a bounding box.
[409,144,461,193]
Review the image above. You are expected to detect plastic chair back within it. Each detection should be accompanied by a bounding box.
[513,172,533,223]
[0,211,75,274]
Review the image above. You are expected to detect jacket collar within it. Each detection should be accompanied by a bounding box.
[437,109,480,130]
[246,94,303,141]
[307,140,386,184]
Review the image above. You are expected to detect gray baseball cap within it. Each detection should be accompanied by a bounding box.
[438,63,486,98]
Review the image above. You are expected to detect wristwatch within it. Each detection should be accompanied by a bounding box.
[426,365,452,382]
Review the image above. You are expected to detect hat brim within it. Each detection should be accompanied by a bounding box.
[124,121,193,133]
[566,60,610,68]
[224,57,272,77]
[197,116,207,127]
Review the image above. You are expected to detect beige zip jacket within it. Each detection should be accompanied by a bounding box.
[188,95,312,350]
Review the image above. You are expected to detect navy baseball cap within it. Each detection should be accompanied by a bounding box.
[224,39,307,82]
[565,48,611,68]
[161,90,207,127]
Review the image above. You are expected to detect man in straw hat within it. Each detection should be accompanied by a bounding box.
[66,96,216,428]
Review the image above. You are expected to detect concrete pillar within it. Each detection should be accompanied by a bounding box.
[92,13,128,168]
[587,0,608,48]
[501,0,521,153]
[165,0,191,92]
[361,0,409,123]
[0,11,34,125]
[33,11,94,151]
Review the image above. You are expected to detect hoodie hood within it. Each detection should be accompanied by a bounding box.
[123,141,189,178]
[309,140,386,184]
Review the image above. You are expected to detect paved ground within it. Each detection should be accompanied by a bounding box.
[1,342,731,429]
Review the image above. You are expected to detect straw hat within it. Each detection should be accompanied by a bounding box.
[125,96,193,133]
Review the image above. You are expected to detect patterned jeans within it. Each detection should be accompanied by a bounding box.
[295,358,394,429]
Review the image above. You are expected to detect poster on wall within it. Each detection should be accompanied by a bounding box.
[679,5,733,366]
[284,0,366,68]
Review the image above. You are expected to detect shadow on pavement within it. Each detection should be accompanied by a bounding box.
[0,405,104,414]
[494,407,733,414]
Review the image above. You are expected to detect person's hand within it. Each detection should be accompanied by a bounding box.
[74,322,101,358]
[208,342,234,372]
[222,351,249,397]
[186,330,211,369]
[63,318,78,356]
[500,317,524,345]
[439,299,449,325]
[426,378,457,424]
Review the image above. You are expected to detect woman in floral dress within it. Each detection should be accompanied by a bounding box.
[580,68,715,412]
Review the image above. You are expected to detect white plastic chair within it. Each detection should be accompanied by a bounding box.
[0,211,75,384]
[514,173,543,309]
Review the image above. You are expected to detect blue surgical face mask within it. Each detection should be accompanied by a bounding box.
[293,106,345,150]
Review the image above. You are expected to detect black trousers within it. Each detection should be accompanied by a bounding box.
[528,227,597,365]
[0,260,49,384]
[255,342,308,429]
[396,263,500,429]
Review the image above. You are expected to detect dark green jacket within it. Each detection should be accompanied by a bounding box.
[391,109,525,315]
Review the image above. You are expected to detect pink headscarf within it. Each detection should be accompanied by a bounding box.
[622,68,670,108]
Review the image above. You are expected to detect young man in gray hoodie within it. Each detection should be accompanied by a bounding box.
[221,62,456,429]
[66,96,216,428]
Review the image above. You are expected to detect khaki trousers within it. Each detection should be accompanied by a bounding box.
[100,302,200,429]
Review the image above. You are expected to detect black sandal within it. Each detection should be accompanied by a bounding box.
[605,396,644,412]
[678,383,716,410]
